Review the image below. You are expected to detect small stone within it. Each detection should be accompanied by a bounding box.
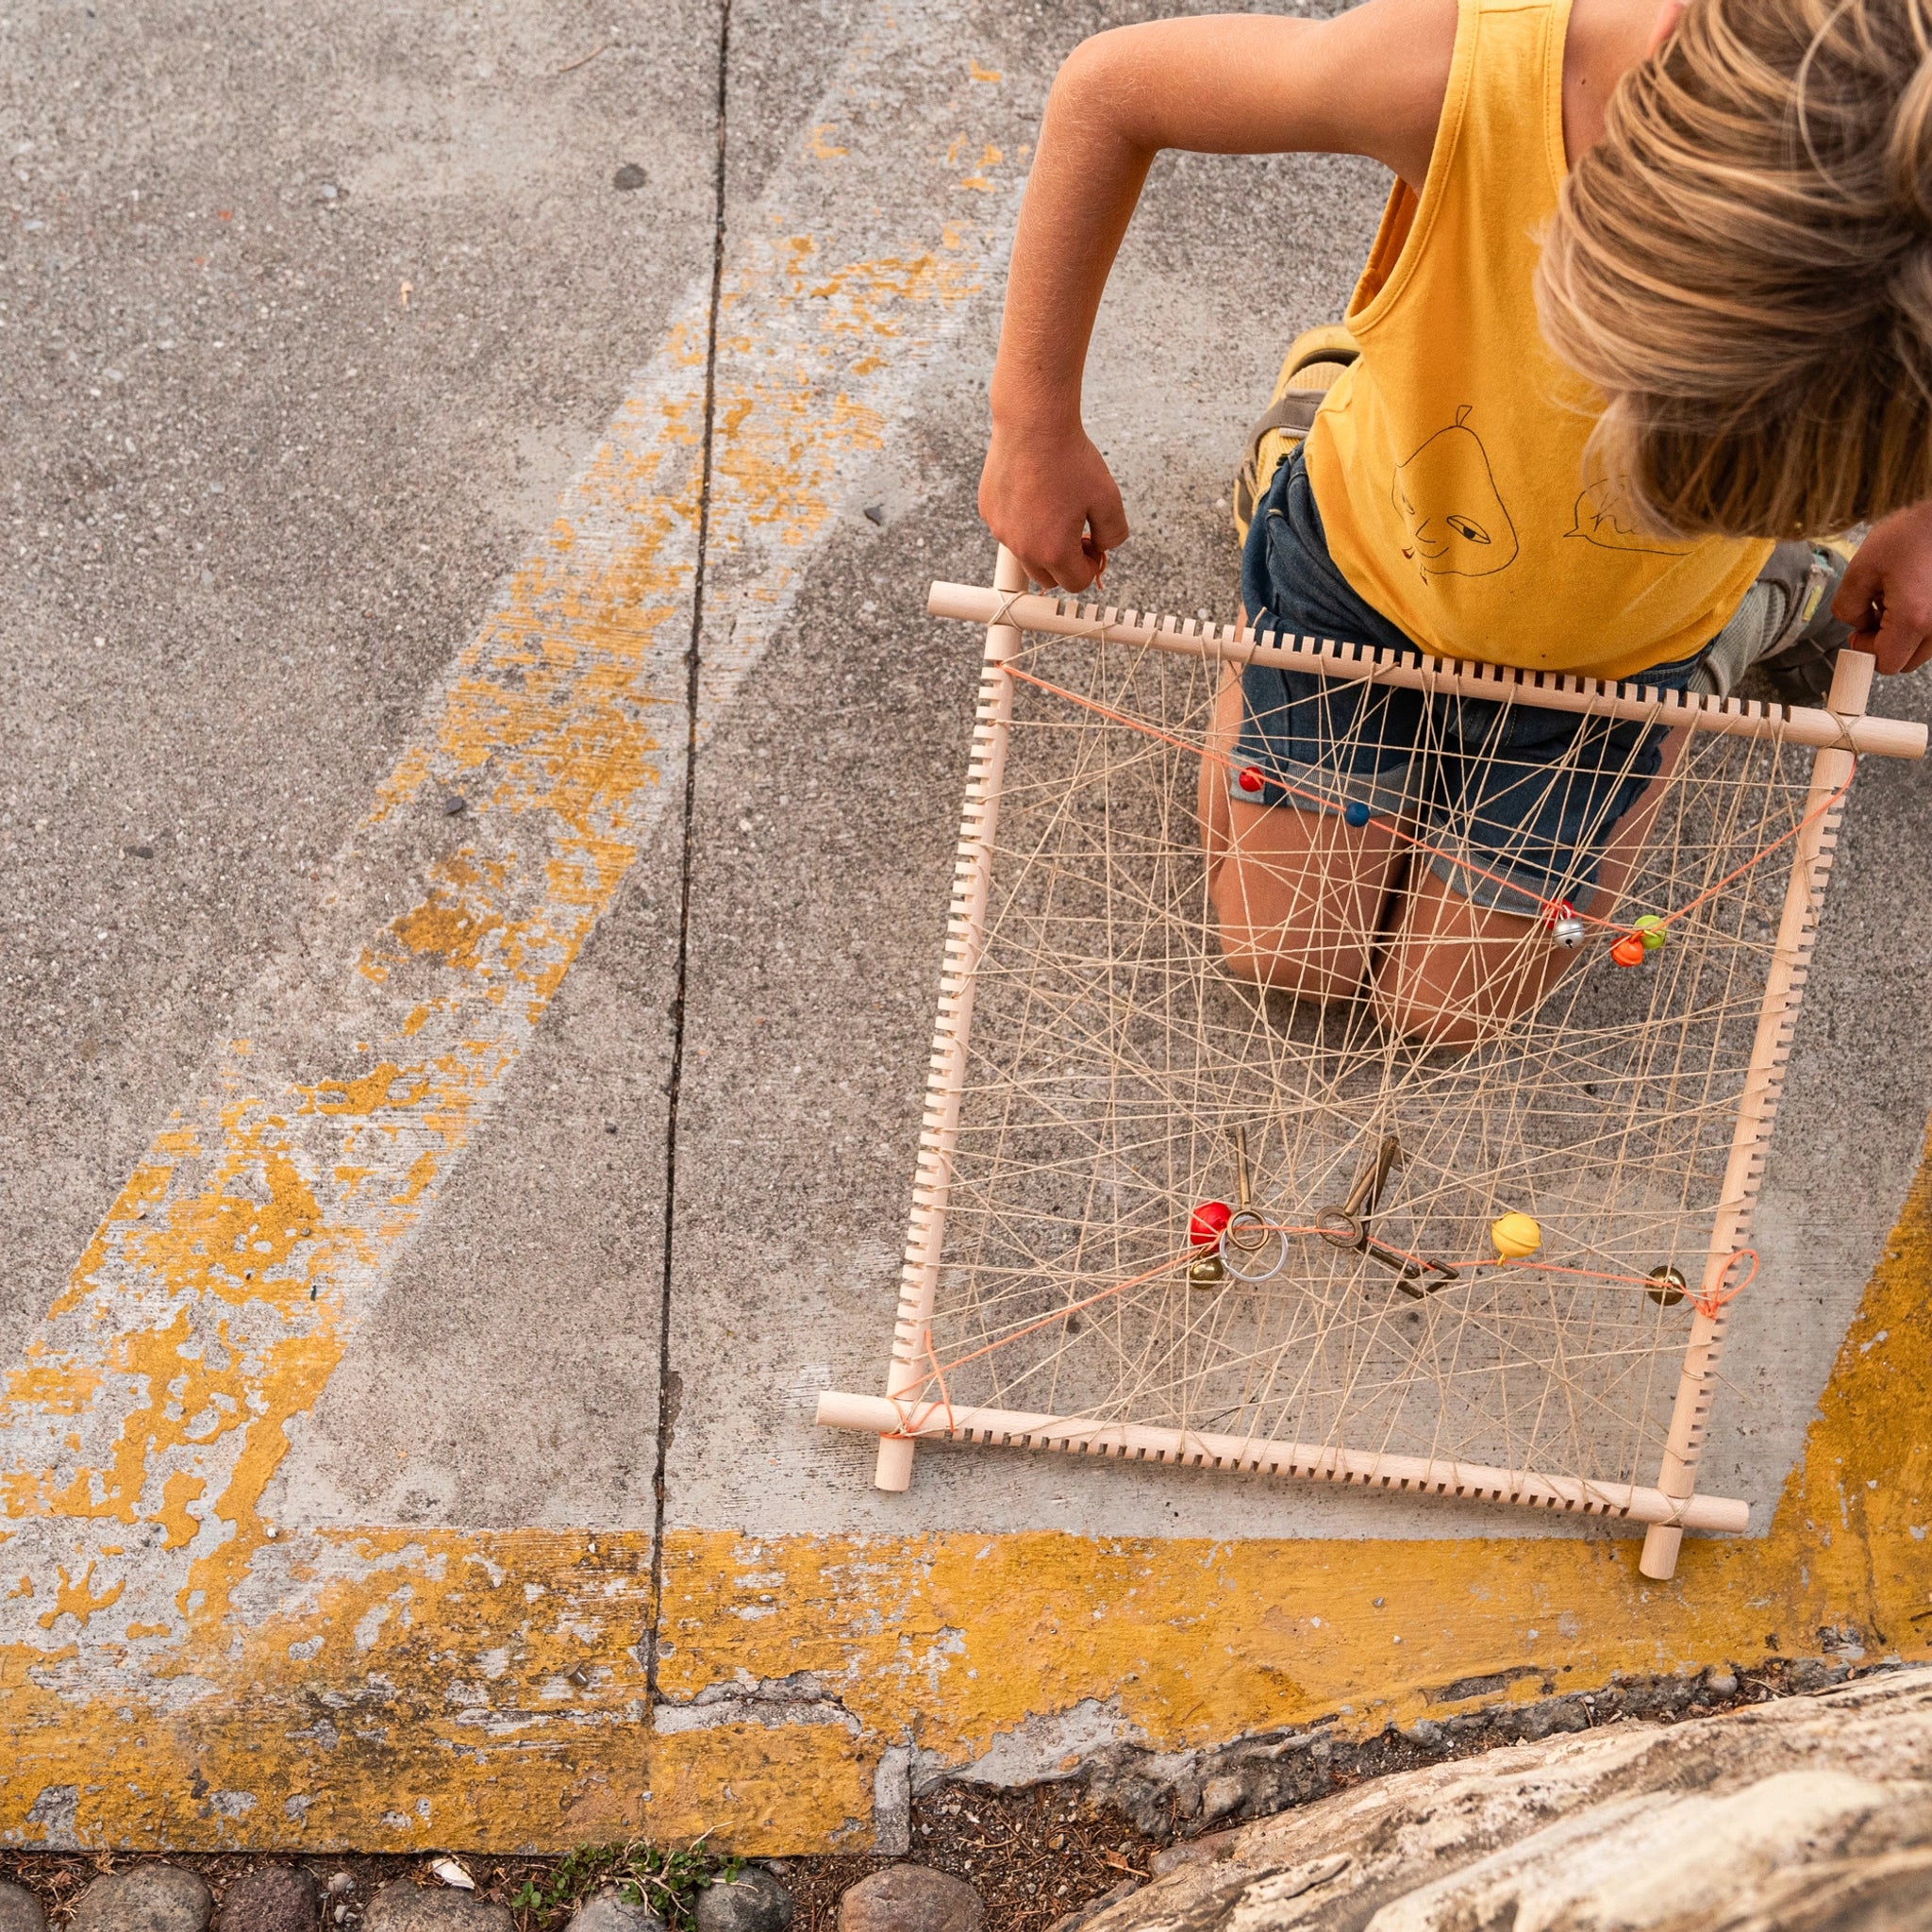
[612,163,648,192]
[363,1883,512,1932]
[566,1891,664,1932]
[218,1867,318,1932]
[1707,1671,1740,1697]
[1148,1830,1239,1878]
[0,1880,47,1932]
[862,506,885,525]
[1404,1718,1444,1748]
[694,1872,791,1932]
[325,1877,355,1900]
[837,1867,982,1932]
[441,793,466,816]
[1199,1774,1245,1823]
[74,1868,213,1932]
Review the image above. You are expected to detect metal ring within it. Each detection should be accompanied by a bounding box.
[1224,1206,1269,1254]
[1315,1208,1362,1252]
[1220,1213,1291,1282]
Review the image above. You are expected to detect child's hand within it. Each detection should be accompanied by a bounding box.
[1834,501,1932,675]
[978,421,1128,592]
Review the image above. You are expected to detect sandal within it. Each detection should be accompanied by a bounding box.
[1232,322,1359,546]
[1740,539,1855,708]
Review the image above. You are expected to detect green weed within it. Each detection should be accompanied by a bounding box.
[508,1840,745,1932]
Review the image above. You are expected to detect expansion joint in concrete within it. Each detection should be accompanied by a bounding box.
[644,0,735,1710]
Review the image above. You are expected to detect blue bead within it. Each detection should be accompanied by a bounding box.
[1343,799,1372,828]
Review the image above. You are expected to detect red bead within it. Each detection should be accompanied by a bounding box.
[1189,1200,1233,1246]
[1237,767,1265,794]
[1610,933,1645,968]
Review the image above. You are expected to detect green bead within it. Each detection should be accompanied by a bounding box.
[1634,914,1668,952]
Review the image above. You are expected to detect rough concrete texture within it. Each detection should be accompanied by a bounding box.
[2,0,1929,1855]
[1077,1666,1932,1932]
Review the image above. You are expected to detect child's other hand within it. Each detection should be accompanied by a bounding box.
[1834,501,1932,675]
[978,422,1128,592]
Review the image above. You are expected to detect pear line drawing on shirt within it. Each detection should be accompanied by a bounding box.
[1568,471,1695,556]
[1391,404,1520,582]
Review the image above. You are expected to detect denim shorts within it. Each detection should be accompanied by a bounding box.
[1234,451,1720,918]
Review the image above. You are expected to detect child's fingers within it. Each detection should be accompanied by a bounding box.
[1862,605,1932,675]
[1089,493,1130,554]
[1831,548,1882,631]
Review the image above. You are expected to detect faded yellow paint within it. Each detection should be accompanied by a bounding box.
[3,1530,655,1846]
[36,1561,124,1632]
[7,66,1921,1857]
[156,1471,205,1548]
[0,1149,1924,1846]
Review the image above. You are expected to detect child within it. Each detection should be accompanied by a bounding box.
[977,0,1932,1042]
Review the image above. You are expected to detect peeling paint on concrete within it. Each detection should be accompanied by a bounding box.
[951,1700,1148,1789]
[3,0,1927,1856]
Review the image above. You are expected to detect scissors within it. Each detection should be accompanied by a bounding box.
[1315,1135,1458,1297]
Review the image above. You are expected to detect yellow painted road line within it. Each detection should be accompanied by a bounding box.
[3,0,1023,1809]
[10,0,1922,1855]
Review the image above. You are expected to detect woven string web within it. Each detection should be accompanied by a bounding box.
[907,626,1831,1497]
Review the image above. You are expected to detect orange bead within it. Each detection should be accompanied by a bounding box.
[1610,933,1646,968]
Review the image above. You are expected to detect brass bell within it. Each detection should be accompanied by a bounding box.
[1646,1264,1688,1307]
[1188,1252,1225,1288]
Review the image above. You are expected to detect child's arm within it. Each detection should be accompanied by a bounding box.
[980,2,1457,591]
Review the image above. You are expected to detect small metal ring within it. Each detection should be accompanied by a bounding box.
[1224,1207,1270,1255]
[1221,1220,1291,1282]
[1315,1208,1362,1252]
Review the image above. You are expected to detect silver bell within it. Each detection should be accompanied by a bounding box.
[1551,914,1585,949]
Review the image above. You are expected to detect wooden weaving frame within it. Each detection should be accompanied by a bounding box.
[816,546,1925,1579]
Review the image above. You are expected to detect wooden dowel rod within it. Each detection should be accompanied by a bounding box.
[925,583,1926,762]
[820,1391,1750,1535]
[1638,647,1875,1579]
[874,544,1027,1491]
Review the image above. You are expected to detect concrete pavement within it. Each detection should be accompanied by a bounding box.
[4,0,1929,1853]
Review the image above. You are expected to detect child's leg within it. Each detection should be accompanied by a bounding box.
[1370,730,1685,1046]
[1200,662,1407,1000]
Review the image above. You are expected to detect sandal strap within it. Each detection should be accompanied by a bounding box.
[1241,389,1326,477]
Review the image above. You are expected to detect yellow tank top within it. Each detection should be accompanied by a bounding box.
[1302,0,1771,679]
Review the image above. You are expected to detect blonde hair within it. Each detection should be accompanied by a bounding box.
[1537,0,1932,539]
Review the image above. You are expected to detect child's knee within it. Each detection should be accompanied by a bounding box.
[1209,876,1372,1001]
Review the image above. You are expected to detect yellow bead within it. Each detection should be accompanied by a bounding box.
[1188,1253,1225,1288]
[1491,1212,1542,1260]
